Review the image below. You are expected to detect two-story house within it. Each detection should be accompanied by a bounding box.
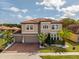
[13,18,62,43]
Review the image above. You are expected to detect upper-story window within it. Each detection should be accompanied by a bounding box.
[52,24,59,29]
[26,25,33,30]
[52,25,55,29]
[43,25,48,29]
[26,25,29,30]
[55,25,58,29]
[30,25,33,30]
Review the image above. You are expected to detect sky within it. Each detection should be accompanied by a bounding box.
[0,0,79,24]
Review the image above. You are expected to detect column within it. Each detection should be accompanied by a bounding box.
[59,35,60,40]
[22,35,24,43]
[53,34,54,40]
[55,34,57,40]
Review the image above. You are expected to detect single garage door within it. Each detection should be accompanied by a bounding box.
[14,36,22,43]
[24,35,39,43]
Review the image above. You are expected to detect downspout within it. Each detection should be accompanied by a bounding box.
[38,22,41,34]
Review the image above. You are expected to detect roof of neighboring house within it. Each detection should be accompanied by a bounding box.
[67,24,79,34]
[11,27,20,30]
[0,26,20,30]
[13,29,21,34]
[21,18,61,24]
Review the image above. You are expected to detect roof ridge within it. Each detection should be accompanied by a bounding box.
[21,18,60,24]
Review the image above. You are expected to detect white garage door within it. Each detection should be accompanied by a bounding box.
[24,35,39,43]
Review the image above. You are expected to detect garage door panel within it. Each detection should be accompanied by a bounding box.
[24,35,38,43]
[15,36,22,43]
[14,34,39,43]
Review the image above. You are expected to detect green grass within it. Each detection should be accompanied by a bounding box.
[41,55,79,59]
[39,46,67,53]
[39,41,79,52]
[66,42,79,52]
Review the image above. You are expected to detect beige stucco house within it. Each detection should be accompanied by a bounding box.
[13,18,62,43]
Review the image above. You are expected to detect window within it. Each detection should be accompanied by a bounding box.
[43,25,48,29]
[26,25,33,30]
[55,25,58,29]
[52,24,59,29]
[26,25,29,30]
[30,25,33,30]
[52,25,55,29]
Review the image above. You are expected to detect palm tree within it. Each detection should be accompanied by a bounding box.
[58,28,73,46]
[38,33,47,46]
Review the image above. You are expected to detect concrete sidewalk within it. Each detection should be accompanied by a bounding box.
[0,53,42,59]
[0,52,79,59]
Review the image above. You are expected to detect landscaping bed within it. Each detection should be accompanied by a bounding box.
[39,42,79,53]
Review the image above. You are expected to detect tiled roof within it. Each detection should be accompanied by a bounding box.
[13,29,21,34]
[67,24,79,34]
[21,18,61,24]
[0,26,20,30]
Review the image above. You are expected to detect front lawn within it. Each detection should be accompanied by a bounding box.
[41,55,79,59]
[66,42,79,52]
[39,41,79,52]
[39,46,67,53]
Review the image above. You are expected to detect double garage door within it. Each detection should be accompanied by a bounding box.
[14,34,39,43]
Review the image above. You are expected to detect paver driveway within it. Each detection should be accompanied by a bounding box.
[4,43,39,53]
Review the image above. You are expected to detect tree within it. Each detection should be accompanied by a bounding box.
[76,20,79,24]
[2,30,13,43]
[61,18,76,27]
[38,33,47,46]
[58,28,73,46]
[0,23,21,28]
[45,33,51,46]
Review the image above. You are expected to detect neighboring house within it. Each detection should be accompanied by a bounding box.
[0,26,20,31]
[0,26,20,38]
[67,24,79,42]
[13,18,62,43]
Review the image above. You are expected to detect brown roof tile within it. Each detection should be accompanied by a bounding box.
[67,24,79,34]
[13,29,21,34]
[21,18,61,24]
[0,26,20,30]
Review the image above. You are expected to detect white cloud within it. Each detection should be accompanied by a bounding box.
[36,2,40,5]
[3,6,28,13]
[10,7,20,12]
[0,2,13,8]
[44,7,54,10]
[24,16,33,19]
[17,14,23,18]
[21,9,28,13]
[61,5,79,17]
[44,17,55,19]
[55,15,60,17]
[36,0,66,11]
